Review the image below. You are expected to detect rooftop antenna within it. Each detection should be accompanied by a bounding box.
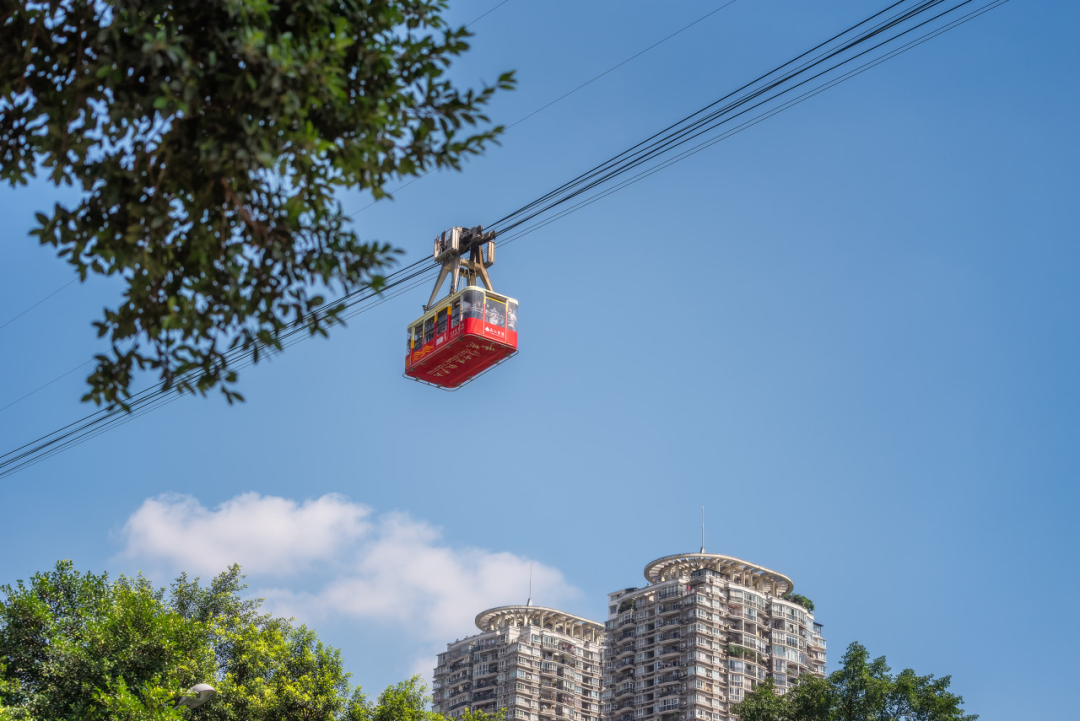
[700,507,706,553]
[527,562,533,606]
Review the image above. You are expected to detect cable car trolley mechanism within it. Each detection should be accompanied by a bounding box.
[404,225,518,389]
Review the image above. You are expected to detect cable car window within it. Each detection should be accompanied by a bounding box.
[463,290,483,320]
[507,301,518,332]
[485,298,506,327]
[423,316,435,344]
[451,299,461,328]
[408,326,415,352]
[437,308,448,335]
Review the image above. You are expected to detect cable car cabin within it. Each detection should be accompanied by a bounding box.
[405,286,518,389]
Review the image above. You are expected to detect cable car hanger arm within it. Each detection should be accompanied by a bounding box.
[425,225,498,310]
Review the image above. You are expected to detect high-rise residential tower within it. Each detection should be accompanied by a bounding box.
[432,604,605,721]
[602,553,826,721]
[433,552,825,721]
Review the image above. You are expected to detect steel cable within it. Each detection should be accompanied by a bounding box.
[0,0,1011,479]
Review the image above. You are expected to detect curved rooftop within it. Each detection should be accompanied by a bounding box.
[643,552,794,596]
[475,605,604,642]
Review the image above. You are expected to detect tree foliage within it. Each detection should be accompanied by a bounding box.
[733,642,977,721]
[0,561,498,721]
[785,594,814,612]
[0,0,514,407]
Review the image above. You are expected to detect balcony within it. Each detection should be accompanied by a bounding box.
[656,671,685,684]
[657,587,685,601]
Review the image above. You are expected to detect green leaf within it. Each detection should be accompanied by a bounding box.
[1,0,513,406]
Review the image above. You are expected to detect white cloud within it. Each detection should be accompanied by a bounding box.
[280,510,577,640]
[118,492,371,576]
[116,493,580,656]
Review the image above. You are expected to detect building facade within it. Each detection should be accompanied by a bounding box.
[433,552,825,721]
[602,553,826,721]
[432,605,605,721]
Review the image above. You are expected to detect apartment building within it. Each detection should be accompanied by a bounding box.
[432,604,605,721]
[433,552,825,721]
[602,553,826,721]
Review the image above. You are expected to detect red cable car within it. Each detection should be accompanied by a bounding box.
[404,225,518,389]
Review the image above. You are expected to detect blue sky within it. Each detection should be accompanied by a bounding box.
[1,0,1077,718]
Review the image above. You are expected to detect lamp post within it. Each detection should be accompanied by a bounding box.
[174,684,216,710]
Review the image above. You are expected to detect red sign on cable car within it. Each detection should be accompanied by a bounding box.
[404,226,518,389]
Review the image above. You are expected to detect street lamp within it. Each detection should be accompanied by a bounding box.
[174,684,216,710]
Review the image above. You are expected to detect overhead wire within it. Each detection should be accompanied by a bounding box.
[485,0,923,230]
[0,278,77,333]
[0,360,94,414]
[347,0,744,216]
[486,0,963,234]
[0,0,1012,479]
[466,0,516,28]
[0,256,436,418]
[1,267,451,474]
[495,0,1011,250]
[0,256,442,477]
[503,0,743,132]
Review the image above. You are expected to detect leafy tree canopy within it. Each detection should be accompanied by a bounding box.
[0,0,514,407]
[733,642,977,721]
[785,593,814,612]
[0,560,500,721]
